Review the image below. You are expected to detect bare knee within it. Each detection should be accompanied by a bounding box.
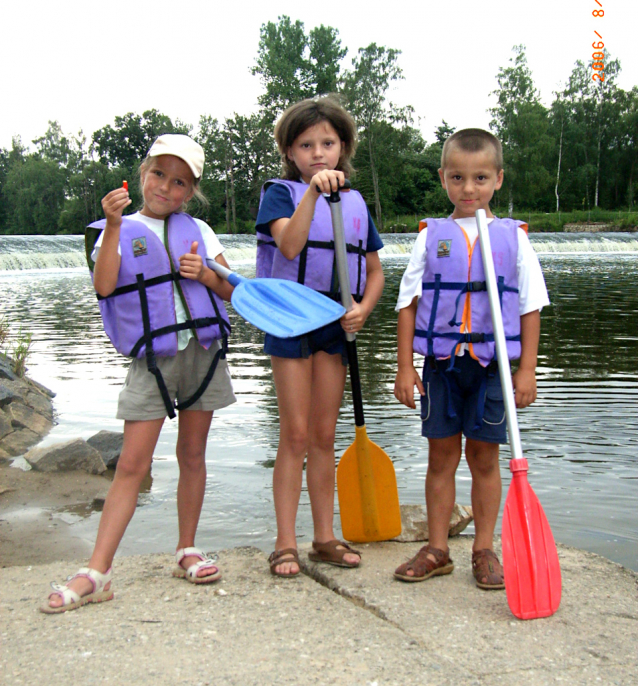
[308,426,336,455]
[279,425,309,459]
[466,440,500,478]
[176,444,206,472]
[114,452,152,482]
[427,436,462,477]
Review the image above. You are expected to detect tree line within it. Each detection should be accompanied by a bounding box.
[0,16,636,235]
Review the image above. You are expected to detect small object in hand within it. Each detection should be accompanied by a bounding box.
[122,180,128,191]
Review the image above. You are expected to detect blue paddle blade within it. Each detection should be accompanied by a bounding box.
[231,278,346,338]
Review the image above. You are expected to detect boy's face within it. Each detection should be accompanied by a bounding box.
[438,148,503,219]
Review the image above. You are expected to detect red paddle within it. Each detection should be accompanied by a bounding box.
[476,209,561,620]
[122,180,128,191]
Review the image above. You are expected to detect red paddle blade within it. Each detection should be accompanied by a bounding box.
[502,458,562,620]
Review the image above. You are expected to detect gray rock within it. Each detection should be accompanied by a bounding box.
[0,383,20,408]
[4,402,53,436]
[27,378,56,398]
[24,438,107,474]
[0,410,11,441]
[393,503,473,542]
[0,354,17,381]
[87,430,124,469]
[1,426,42,457]
[25,390,55,419]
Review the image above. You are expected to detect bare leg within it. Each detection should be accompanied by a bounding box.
[426,434,462,551]
[175,409,215,577]
[270,355,313,575]
[306,352,358,565]
[465,438,501,552]
[47,418,164,607]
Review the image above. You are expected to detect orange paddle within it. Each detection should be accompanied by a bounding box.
[326,183,402,543]
[476,209,561,619]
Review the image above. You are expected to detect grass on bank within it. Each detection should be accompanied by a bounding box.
[0,316,33,378]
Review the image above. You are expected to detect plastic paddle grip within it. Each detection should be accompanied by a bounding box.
[316,179,351,201]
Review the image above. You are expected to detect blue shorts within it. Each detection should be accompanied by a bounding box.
[420,354,507,444]
[264,319,347,364]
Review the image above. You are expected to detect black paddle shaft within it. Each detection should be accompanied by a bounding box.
[324,181,365,429]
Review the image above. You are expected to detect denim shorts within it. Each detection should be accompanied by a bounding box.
[420,354,507,444]
[264,319,347,364]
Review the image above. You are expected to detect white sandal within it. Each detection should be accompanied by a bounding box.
[172,547,221,584]
[40,567,113,614]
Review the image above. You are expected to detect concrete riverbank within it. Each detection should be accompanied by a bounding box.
[2,537,636,685]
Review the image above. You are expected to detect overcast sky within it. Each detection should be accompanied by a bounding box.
[2,0,635,151]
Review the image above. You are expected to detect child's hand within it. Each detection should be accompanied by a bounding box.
[101,187,131,228]
[394,366,425,409]
[340,300,368,334]
[179,241,205,281]
[512,368,537,408]
[310,169,346,196]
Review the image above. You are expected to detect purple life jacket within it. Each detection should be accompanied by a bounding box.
[86,213,231,418]
[256,179,368,301]
[414,217,522,367]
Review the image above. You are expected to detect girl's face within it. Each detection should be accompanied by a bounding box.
[287,121,343,184]
[140,155,195,220]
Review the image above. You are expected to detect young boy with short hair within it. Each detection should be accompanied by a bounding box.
[393,129,549,589]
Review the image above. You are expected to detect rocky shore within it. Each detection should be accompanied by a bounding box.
[0,354,56,460]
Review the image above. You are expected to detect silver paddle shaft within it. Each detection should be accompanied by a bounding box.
[475,209,523,460]
[327,197,355,343]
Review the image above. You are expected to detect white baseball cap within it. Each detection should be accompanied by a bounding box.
[148,134,205,179]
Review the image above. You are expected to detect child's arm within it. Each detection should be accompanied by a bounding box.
[179,242,234,302]
[341,251,384,333]
[513,309,540,408]
[270,170,345,260]
[93,188,131,296]
[394,297,425,409]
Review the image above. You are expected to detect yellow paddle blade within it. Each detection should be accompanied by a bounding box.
[336,425,402,543]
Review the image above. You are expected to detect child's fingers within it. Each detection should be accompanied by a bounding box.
[415,375,426,397]
[190,241,199,254]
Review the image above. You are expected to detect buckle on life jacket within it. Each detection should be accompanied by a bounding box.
[467,280,487,292]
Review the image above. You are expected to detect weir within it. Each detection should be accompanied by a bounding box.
[1,232,638,271]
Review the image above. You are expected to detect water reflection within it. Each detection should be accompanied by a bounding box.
[1,246,636,571]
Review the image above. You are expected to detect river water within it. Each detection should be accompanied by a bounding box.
[1,233,636,571]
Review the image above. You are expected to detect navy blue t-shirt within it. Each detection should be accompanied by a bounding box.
[256,183,384,253]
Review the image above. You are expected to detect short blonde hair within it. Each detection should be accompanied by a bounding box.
[274,95,358,180]
[441,129,503,171]
[138,155,208,212]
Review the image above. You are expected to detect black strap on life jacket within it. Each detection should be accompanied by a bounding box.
[416,274,520,366]
[133,273,230,420]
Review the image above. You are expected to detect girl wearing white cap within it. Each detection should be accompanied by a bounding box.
[41,134,236,613]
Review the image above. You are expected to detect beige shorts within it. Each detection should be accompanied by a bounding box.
[117,338,236,421]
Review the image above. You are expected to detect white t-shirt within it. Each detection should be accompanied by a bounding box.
[93,212,225,351]
[396,217,550,356]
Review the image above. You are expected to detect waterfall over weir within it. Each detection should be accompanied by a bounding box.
[1,232,638,271]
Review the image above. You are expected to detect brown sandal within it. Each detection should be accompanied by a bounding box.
[394,544,454,582]
[268,548,300,578]
[308,540,361,568]
[472,549,505,590]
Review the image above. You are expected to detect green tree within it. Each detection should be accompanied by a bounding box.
[434,120,456,145]
[490,45,553,213]
[252,16,347,119]
[2,155,66,234]
[342,43,405,228]
[92,110,190,169]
